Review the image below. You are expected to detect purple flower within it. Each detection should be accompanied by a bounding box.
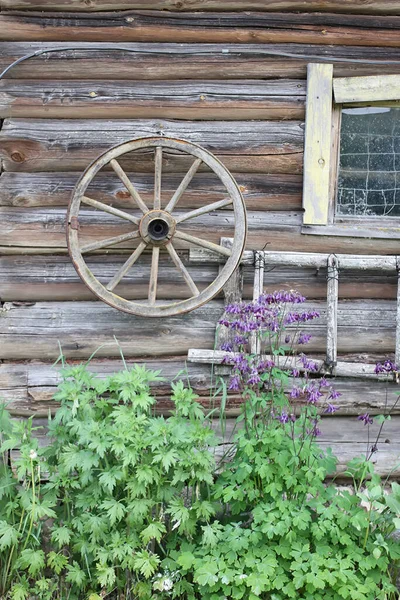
[234,335,248,346]
[325,404,338,414]
[358,413,373,426]
[328,388,342,401]
[278,411,289,423]
[220,341,233,352]
[298,332,312,345]
[318,377,329,389]
[289,386,301,399]
[258,359,275,371]
[305,384,323,404]
[375,359,398,374]
[291,368,300,377]
[300,355,319,373]
[285,335,291,344]
[247,369,261,386]
[228,375,241,391]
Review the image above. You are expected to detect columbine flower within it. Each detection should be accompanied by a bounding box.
[289,386,301,399]
[278,411,289,424]
[375,359,398,374]
[228,375,241,391]
[325,404,338,414]
[247,369,261,386]
[328,388,341,400]
[220,341,233,352]
[358,413,373,426]
[298,332,312,345]
[285,335,291,344]
[29,449,37,460]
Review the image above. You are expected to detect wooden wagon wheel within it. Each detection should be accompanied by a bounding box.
[67,136,247,317]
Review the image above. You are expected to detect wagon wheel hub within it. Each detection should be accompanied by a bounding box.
[139,210,176,246]
[67,136,247,317]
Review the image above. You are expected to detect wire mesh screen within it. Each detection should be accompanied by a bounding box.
[336,106,400,217]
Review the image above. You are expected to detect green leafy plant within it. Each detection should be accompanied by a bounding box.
[1,291,400,599]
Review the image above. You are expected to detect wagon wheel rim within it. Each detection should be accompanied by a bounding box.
[67,136,247,318]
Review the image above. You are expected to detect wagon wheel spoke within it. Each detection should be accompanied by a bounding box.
[164,157,202,214]
[106,241,147,292]
[174,230,231,257]
[175,197,233,224]
[166,243,200,297]
[110,158,149,214]
[154,147,162,210]
[81,230,140,254]
[148,246,160,305]
[82,196,140,225]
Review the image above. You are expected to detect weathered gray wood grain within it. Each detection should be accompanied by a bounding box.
[0,172,303,211]
[0,79,305,120]
[2,11,400,47]
[0,299,397,359]
[0,118,304,173]
[2,1,400,15]
[1,43,400,80]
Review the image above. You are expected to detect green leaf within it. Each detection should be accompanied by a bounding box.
[17,549,46,576]
[133,551,160,579]
[47,551,68,575]
[51,525,72,549]
[10,581,29,600]
[96,565,116,589]
[140,521,166,544]
[194,562,219,587]
[100,498,126,525]
[177,551,195,571]
[0,520,19,550]
[65,562,87,588]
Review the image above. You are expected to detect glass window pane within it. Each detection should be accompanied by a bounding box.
[336,106,400,217]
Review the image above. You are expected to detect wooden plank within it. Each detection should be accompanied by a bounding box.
[0,80,306,120]
[302,63,333,225]
[1,43,400,80]
[3,207,400,255]
[2,1,400,15]
[0,256,397,302]
[3,12,400,47]
[0,207,303,249]
[303,222,400,240]
[0,299,397,360]
[1,360,400,418]
[334,73,400,103]
[326,254,339,367]
[0,118,304,173]
[0,172,303,211]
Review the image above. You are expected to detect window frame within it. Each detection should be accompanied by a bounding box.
[302,64,400,240]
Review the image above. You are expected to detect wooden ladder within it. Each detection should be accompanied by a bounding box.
[188,241,400,380]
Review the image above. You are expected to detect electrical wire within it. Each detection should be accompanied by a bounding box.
[2,45,400,80]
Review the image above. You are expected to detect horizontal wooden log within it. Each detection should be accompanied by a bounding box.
[0,118,304,174]
[0,207,303,249]
[2,358,400,417]
[0,255,397,302]
[8,413,400,479]
[0,172,303,211]
[0,80,306,120]
[0,299,397,360]
[2,1,400,15]
[1,43,400,80]
[2,206,400,255]
[3,11,400,48]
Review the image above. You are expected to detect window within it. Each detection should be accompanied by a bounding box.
[302,65,400,238]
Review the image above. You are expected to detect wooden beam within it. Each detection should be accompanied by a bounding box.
[2,1,400,14]
[334,73,400,103]
[1,254,397,302]
[1,359,400,417]
[0,299,397,360]
[3,12,400,47]
[0,172,303,211]
[0,118,304,173]
[302,62,333,225]
[1,43,400,81]
[0,80,305,120]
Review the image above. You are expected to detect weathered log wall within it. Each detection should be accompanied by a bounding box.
[0,3,399,477]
